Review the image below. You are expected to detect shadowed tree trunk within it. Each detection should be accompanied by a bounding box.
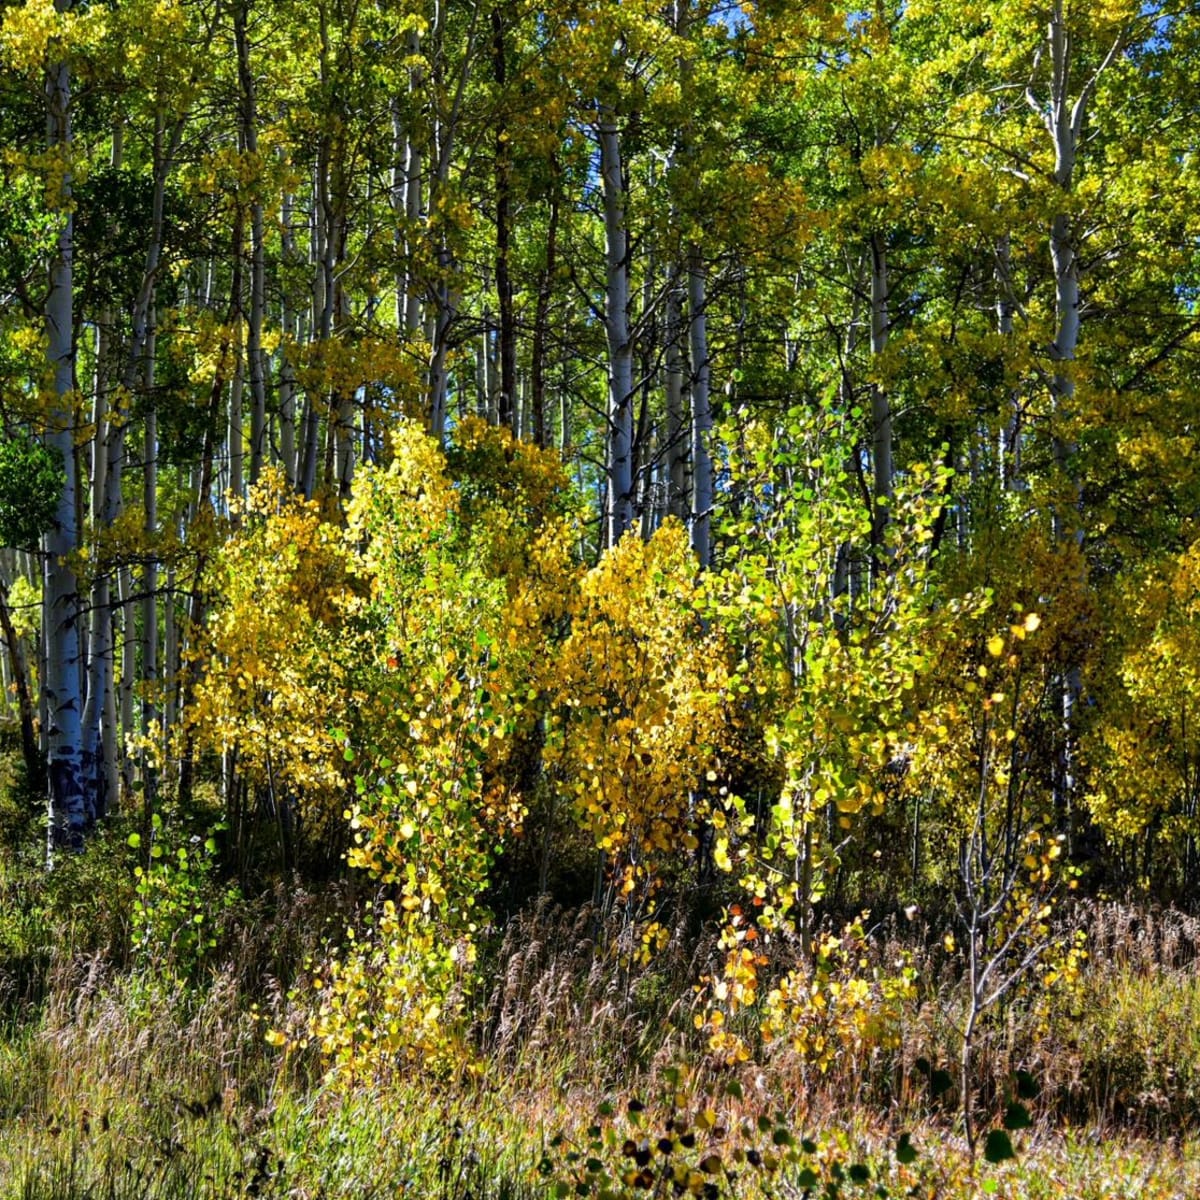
[44,30,86,854]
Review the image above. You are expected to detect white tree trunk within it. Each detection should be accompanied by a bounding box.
[599,109,633,546]
[1047,4,1083,825]
[1033,0,1123,828]
[229,327,245,504]
[665,272,688,521]
[403,25,424,338]
[995,232,1023,490]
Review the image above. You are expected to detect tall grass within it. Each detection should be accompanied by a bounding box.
[2,797,1200,1197]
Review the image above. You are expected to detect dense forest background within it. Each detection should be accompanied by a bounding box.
[1,0,1200,1196]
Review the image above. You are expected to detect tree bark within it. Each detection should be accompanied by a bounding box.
[599,108,633,546]
[492,7,516,434]
[142,376,158,807]
[688,250,712,568]
[44,41,86,852]
[665,269,688,521]
[995,232,1023,490]
[870,231,892,552]
[403,25,425,339]
[1045,1,1085,830]
[278,200,298,485]
[236,0,268,485]
[530,172,559,450]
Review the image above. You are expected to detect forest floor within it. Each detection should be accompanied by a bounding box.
[2,773,1200,1198]
[2,906,1199,1199]
[0,990,1197,1200]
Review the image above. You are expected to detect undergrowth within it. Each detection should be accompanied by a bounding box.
[2,774,1200,1198]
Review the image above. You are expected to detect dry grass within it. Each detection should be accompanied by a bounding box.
[3,817,1200,1200]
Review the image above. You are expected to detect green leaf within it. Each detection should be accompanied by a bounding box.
[1003,1103,1032,1131]
[983,1130,1015,1163]
[127,832,141,848]
[0,435,64,548]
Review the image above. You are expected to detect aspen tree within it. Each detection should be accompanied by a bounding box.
[43,0,86,850]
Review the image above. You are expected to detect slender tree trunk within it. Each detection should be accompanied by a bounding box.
[117,569,134,789]
[427,277,453,439]
[36,556,48,760]
[236,0,268,485]
[164,562,177,732]
[301,158,330,499]
[335,269,355,500]
[423,0,479,441]
[403,26,425,338]
[1041,0,1099,833]
[995,232,1022,490]
[475,323,490,416]
[229,327,246,506]
[81,321,111,822]
[665,269,688,521]
[391,98,407,332]
[870,231,892,551]
[179,214,242,809]
[531,177,558,449]
[674,9,710,561]
[1048,3,1081,516]
[141,328,158,809]
[85,103,178,817]
[492,7,516,433]
[559,304,572,458]
[599,108,633,546]
[688,249,712,568]
[44,41,86,852]
[279,191,298,483]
